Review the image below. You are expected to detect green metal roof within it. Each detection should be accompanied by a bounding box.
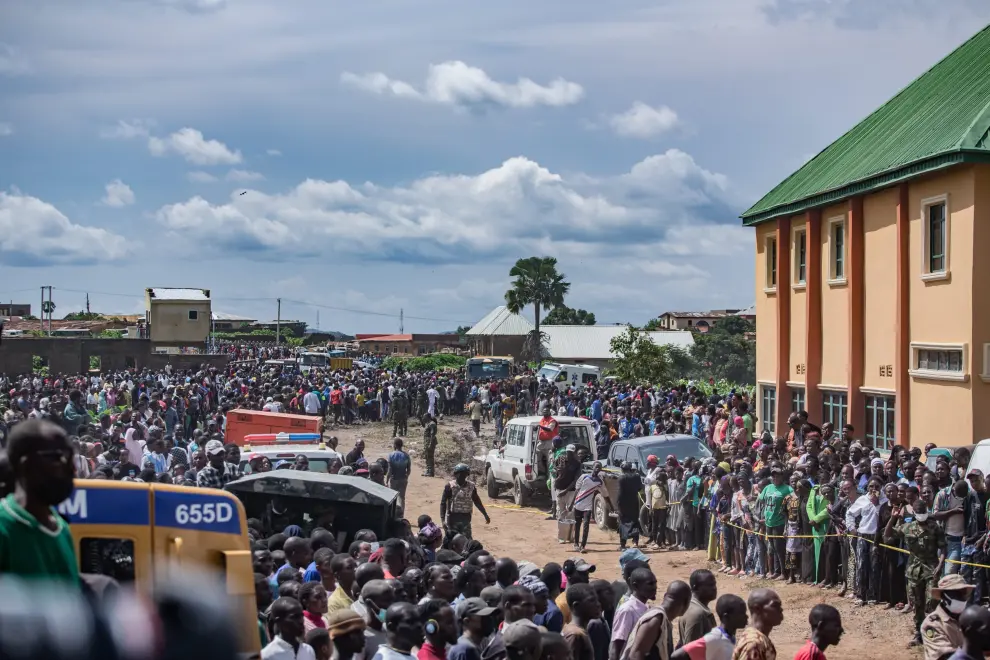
[742,24,990,226]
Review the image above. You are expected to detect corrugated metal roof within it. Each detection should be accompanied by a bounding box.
[465,306,534,336]
[542,326,694,360]
[356,334,413,342]
[734,306,756,317]
[147,287,210,301]
[211,312,256,321]
[743,24,990,224]
[661,310,737,319]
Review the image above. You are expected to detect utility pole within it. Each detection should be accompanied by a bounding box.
[276,298,281,344]
[399,308,404,334]
[40,286,44,332]
[86,293,90,314]
[316,310,320,331]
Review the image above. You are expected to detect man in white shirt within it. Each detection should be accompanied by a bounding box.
[426,385,438,417]
[302,385,321,416]
[262,597,317,660]
[845,476,886,605]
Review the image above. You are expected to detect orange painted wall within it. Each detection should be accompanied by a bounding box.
[820,203,850,389]
[755,223,778,385]
[862,189,899,391]
[789,219,808,384]
[971,165,990,442]
[907,167,976,445]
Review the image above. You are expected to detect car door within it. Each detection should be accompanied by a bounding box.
[500,424,525,480]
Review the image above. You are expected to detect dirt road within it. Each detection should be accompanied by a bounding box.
[329,415,920,660]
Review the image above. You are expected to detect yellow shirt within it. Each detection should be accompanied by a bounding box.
[556,591,571,625]
[326,584,354,615]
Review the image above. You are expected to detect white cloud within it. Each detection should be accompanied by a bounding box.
[100,119,156,139]
[0,43,30,76]
[341,61,584,109]
[266,149,282,157]
[148,128,242,165]
[187,171,219,183]
[0,123,12,137]
[226,169,265,182]
[157,0,227,12]
[0,192,129,265]
[609,102,680,138]
[155,149,738,263]
[101,179,136,207]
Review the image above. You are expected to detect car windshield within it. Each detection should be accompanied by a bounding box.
[240,456,332,473]
[537,367,559,380]
[557,424,592,452]
[634,437,712,464]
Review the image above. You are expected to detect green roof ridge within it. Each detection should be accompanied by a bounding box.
[742,23,990,225]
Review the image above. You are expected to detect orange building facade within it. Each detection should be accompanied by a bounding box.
[743,25,990,450]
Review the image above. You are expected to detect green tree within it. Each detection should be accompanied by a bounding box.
[454,326,471,336]
[504,256,570,342]
[642,317,662,331]
[41,300,56,316]
[689,316,755,384]
[543,305,596,326]
[608,326,676,385]
[64,311,107,321]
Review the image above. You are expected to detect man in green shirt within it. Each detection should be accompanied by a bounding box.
[758,466,793,580]
[0,419,79,584]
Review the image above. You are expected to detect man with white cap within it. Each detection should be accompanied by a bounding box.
[196,439,242,489]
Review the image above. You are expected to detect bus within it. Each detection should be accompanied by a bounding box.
[466,356,514,380]
[58,480,260,656]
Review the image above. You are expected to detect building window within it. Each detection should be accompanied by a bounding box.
[827,216,846,283]
[793,229,806,286]
[865,394,896,451]
[791,387,805,414]
[822,391,847,429]
[909,342,967,382]
[765,237,777,291]
[922,196,949,279]
[760,385,776,434]
[188,310,198,321]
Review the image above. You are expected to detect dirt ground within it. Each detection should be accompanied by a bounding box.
[329,415,921,660]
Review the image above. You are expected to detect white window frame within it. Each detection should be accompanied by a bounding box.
[921,194,949,282]
[909,341,968,382]
[865,393,896,451]
[759,382,776,434]
[187,310,199,321]
[764,235,777,293]
[826,215,847,286]
[792,227,807,289]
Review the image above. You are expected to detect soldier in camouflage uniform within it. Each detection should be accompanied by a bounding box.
[422,413,438,477]
[392,389,410,437]
[884,497,946,645]
[440,463,490,540]
[416,388,428,426]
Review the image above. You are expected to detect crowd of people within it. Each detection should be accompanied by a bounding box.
[3,349,990,660]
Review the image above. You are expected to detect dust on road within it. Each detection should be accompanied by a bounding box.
[328,416,920,660]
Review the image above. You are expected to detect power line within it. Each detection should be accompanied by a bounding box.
[46,287,472,324]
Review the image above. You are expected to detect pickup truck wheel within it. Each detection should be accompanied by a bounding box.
[594,493,616,531]
[513,476,531,507]
[486,467,500,499]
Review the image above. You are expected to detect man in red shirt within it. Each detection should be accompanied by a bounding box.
[537,406,559,476]
[417,599,457,660]
[793,603,843,660]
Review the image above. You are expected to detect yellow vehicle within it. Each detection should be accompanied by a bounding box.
[58,480,259,656]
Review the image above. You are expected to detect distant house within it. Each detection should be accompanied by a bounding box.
[211,312,257,331]
[655,309,749,333]
[0,303,31,317]
[145,288,212,349]
[356,333,462,355]
[465,306,694,368]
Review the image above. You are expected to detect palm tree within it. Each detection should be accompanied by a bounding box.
[504,256,570,342]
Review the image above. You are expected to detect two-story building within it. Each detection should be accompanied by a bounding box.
[743,24,990,450]
[145,288,212,352]
[654,309,752,333]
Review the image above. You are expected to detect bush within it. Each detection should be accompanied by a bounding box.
[381,353,466,372]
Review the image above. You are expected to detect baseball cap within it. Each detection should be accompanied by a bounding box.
[456,597,499,620]
[566,558,596,573]
[205,439,225,456]
[967,469,984,480]
[618,548,648,569]
[517,561,540,579]
[502,620,542,651]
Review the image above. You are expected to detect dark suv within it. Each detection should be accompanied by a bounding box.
[585,434,712,530]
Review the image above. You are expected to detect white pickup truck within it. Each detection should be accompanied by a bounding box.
[478,415,596,506]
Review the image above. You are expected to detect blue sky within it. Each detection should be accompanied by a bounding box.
[1,0,988,333]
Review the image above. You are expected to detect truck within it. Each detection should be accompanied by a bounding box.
[481,415,596,506]
[588,434,712,531]
[225,408,322,446]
